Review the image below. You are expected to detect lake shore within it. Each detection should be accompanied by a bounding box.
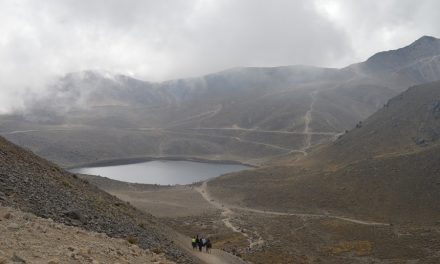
[65,155,258,170]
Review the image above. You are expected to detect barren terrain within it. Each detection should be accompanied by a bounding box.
[0,206,174,264]
[83,174,440,264]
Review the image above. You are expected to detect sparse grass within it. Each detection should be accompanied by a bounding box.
[152,248,163,254]
[62,180,72,188]
[327,240,373,256]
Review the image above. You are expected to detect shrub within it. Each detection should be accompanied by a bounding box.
[127,235,138,245]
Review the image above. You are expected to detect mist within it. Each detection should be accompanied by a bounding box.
[1,0,440,113]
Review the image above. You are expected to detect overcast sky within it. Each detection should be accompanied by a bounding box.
[1,0,440,112]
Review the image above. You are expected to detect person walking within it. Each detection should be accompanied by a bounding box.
[206,238,212,253]
[191,236,197,250]
[195,235,200,251]
[198,237,204,252]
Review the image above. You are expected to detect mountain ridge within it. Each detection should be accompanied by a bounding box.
[2,36,440,167]
[365,35,440,73]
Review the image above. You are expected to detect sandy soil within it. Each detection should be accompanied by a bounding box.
[0,206,174,264]
[110,185,217,218]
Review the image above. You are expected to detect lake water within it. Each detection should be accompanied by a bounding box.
[71,160,250,185]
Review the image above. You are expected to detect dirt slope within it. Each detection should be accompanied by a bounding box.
[0,136,196,263]
[0,206,174,264]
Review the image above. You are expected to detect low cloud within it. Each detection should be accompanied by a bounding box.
[0,0,439,112]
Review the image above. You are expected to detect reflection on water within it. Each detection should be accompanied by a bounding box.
[71,160,250,185]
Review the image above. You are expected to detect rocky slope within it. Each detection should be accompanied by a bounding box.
[0,136,196,263]
[208,81,440,224]
[0,205,174,264]
[2,36,440,167]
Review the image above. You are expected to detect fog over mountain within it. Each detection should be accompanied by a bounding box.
[1,0,440,112]
[3,2,440,263]
[2,36,440,167]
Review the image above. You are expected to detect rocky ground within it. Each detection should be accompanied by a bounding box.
[0,136,196,263]
[0,205,174,264]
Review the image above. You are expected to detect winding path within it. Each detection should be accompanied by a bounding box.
[196,180,390,251]
[195,182,265,250]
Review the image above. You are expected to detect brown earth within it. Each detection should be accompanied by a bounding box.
[209,82,440,224]
[82,175,248,264]
[82,174,440,263]
[0,206,174,264]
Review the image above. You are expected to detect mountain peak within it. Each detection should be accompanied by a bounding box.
[407,35,440,50]
[413,35,438,44]
[365,36,440,73]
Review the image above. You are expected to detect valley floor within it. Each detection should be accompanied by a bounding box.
[84,176,440,264]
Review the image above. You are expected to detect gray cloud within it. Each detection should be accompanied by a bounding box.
[0,0,439,112]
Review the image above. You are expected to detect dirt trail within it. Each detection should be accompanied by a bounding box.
[174,233,247,264]
[192,127,338,136]
[196,182,265,250]
[164,104,223,129]
[302,91,318,150]
[198,181,390,230]
[162,129,294,153]
[1,128,72,135]
[228,205,390,226]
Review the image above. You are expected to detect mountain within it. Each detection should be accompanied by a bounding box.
[207,81,440,224]
[364,36,440,76]
[1,36,440,167]
[0,136,196,263]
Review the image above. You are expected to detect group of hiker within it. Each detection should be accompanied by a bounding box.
[191,235,212,253]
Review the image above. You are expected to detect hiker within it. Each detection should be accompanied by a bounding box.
[195,235,200,251]
[191,236,197,250]
[206,238,212,253]
[198,237,204,252]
